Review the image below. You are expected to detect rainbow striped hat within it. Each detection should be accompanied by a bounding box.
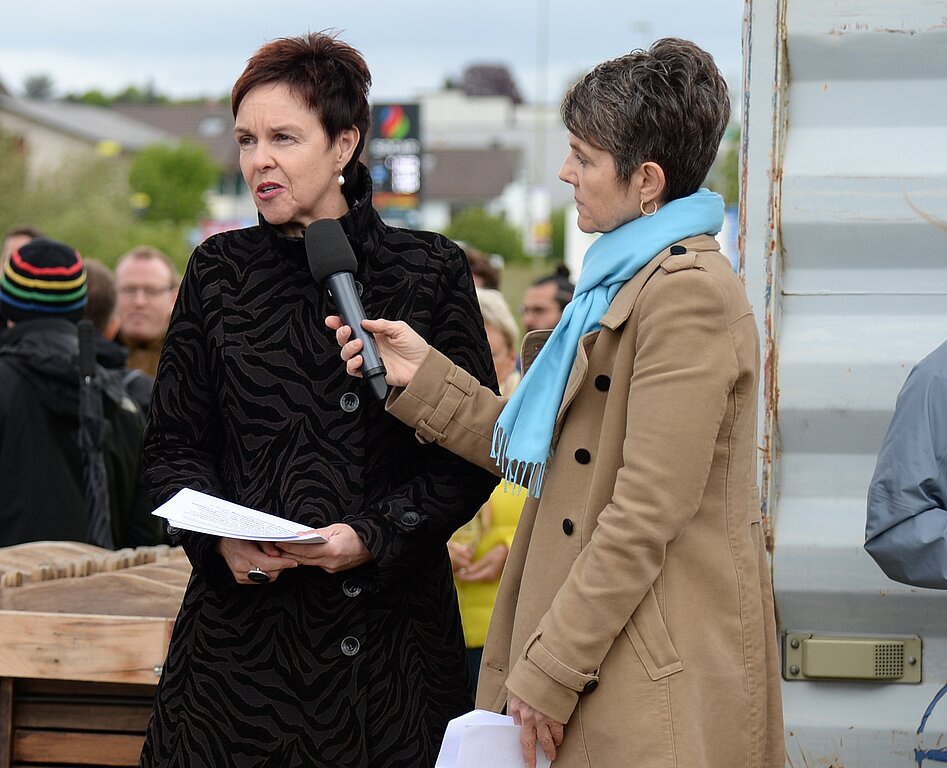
[1,238,88,323]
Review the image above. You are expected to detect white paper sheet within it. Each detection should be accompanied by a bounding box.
[435,709,551,768]
[152,488,328,542]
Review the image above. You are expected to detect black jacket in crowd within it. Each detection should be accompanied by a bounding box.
[0,317,163,548]
[94,333,155,415]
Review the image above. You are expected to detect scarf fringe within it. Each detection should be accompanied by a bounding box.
[492,422,547,498]
[489,190,724,502]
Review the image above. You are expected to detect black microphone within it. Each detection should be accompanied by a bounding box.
[305,219,388,401]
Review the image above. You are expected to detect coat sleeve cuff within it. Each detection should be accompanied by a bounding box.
[504,630,600,725]
[386,348,477,444]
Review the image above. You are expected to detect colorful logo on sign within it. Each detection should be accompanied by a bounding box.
[379,105,411,139]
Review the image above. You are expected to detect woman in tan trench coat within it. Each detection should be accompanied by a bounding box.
[331,38,783,768]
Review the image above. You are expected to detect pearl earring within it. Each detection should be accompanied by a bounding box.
[337,172,345,186]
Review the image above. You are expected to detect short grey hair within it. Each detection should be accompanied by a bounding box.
[561,37,730,202]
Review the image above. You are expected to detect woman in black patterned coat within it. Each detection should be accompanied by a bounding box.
[139,33,498,768]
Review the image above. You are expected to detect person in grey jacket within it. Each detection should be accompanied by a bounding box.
[865,340,947,587]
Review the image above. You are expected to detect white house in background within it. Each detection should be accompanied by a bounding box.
[417,88,571,248]
[0,95,172,179]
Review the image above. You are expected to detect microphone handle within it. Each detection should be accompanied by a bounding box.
[325,272,388,400]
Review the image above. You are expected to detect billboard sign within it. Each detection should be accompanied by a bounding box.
[369,104,421,227]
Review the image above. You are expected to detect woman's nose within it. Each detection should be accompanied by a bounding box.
[558,159,573,184]
[252,144,275,171]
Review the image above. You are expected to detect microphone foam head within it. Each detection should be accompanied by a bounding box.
[305,219,357,284]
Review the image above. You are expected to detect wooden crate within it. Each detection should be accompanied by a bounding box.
[0,543,189,767]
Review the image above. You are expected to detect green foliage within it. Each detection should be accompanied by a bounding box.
[113,82,169,104]
[444,206,526,263]
[549,207,566,263]
[0,131,28,214]
[129,142,220,223]
[62,84,224,107]
[707,123,740,207]
[64,89,110,107]
[0,129,193,271]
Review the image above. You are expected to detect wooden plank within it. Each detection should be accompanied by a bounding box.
[0,572,185,616]
[0,679,13,768]
[14,729,143,766]
[15,679,155,699]
[14,702,152,732]
[0,612,172,685]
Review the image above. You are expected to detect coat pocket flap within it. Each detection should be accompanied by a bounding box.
[624,587,684,681]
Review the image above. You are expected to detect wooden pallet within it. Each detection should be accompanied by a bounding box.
[0,543,189,768]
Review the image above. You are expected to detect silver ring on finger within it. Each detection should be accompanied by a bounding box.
[247,567,271,584]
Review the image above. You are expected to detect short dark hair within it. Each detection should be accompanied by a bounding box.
[2,224,44,243]
[531,264,575,311]
[83,259,116,333]
[462,244,501,290]
[561,37,730,202]
[231,31,372,185]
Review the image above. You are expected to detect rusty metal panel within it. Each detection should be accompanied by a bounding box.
[743,0,947,764]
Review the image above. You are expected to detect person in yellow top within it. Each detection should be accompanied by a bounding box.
[450,288,524,693]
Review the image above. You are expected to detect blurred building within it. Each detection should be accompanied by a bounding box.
[0,78,569,253]
[0,95,172,178]
[111,102,247,226]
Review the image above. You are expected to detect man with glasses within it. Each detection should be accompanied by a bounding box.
[115,246,179,377]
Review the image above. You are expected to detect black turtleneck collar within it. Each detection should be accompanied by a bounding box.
[258,163,384,270]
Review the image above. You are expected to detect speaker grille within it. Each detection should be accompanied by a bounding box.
[875,643,905,677]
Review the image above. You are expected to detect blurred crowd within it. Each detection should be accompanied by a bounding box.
[0,222,576,684]
[0,225,177,548]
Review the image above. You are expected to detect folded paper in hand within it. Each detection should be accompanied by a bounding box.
[152,488,328,543]
[435,709,552,768]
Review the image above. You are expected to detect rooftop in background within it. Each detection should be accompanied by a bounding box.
[111,102,236,170]
[0,95,171,151]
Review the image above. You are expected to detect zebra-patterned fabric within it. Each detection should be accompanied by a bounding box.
[140,165,499,768]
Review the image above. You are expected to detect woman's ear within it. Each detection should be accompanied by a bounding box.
[638,161,667,206]
[337,127,360,168]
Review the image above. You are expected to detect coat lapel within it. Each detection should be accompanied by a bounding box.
[551,236,723,435]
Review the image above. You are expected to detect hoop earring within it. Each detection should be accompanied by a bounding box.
[337,171,345,186]
[640,199,658,216]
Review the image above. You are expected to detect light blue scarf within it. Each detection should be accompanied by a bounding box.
[491,188,725,496]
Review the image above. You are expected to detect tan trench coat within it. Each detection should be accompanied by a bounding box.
[388,236,784,767]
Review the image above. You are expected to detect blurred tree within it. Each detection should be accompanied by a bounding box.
[129,142,219,223]
[114,82,168,104]
[64,84,184,105]
[707,123,740,206]
[0,129,28,216]
[64,89,110,107]
[549,207,566,264]
[23,74,54,100]
[0,128,193,270]
[459,64,524,104]
[445,207,526,263]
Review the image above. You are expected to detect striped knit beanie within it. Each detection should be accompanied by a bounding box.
[0,237,88,323]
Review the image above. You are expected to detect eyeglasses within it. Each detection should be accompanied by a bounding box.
[518,304,554,317]
[118,285,175,299]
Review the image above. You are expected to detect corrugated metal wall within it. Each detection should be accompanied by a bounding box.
[743,1,947,764]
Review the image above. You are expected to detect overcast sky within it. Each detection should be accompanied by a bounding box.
[0,1,743,104]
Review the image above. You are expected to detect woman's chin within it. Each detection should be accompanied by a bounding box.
[576,217,597,234]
